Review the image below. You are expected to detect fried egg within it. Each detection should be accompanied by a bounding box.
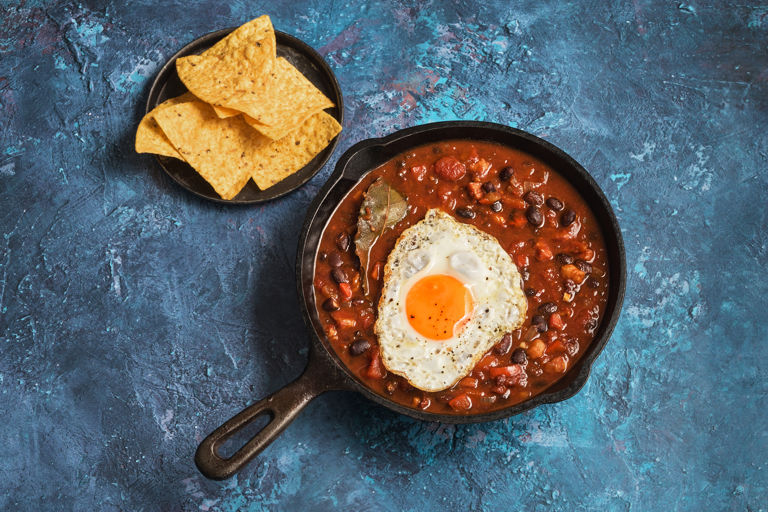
[375,209,527,392]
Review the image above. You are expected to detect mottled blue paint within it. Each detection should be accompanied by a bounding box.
[1,0,766,510]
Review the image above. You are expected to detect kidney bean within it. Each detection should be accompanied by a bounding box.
[523,190,544,206]
[557,253,574,265]
[335,232,350,252]
[511,348,528,365]
[575,259,593,274]
[539,302,558,314]
[327,252,343,268]
[490,200,502,212]
[322,298,340,312]
[482,182,496,193]
[561,209,576,227]
[349,338,371,356]
[532,314,548,332]
[434,157,466,181]
[456,207,476,219]
[526,206,544,227]
[546,197,564,211]
[493,333,513,355]
[331,268,348,284]
[499,167,514,181]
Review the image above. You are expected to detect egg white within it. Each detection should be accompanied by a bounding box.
[374,209,527,392]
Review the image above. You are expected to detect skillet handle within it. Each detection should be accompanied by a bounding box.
[195,348,347,480]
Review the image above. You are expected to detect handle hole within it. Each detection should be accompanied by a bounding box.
[216,411,273,460]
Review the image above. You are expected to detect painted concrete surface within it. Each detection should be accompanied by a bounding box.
[1,0,766,510]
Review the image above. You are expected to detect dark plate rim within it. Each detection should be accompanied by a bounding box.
[144,27,344,205]
[297,120,627,424]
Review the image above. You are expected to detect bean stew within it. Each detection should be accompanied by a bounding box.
[313,140,609,414]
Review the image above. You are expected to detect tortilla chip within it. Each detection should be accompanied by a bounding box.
[211,105,241,118]
[205,15,275,61]
[153,100,269,199]
[176,16,276,117]
[250,111,342,189]
[179,48,334,140]
[135,92,196,158]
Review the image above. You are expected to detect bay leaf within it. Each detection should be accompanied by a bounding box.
[355,178,407,295]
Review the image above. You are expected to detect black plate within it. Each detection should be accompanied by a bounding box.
[145,28,344,204]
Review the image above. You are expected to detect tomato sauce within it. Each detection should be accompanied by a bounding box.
[313,140,609,414]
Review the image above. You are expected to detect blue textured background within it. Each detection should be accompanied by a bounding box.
[1,0,766,510]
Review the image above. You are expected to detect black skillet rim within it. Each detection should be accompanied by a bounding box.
[144,28,344,205]
[296,121,627,424]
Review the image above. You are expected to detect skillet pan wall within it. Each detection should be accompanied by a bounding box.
[195,121,626,480]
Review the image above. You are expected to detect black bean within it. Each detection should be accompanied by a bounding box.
[499,167,514,181]
[523,190,544,206]
[327,252,343,267]
[322,298,340,311]
[456,207,476,219]
[335,232,350,252]
[482,182,496,193]
[546,197,564,211]
[349,338,371,356]
[331,268,348,284]
[526,206,544,227]
[575,259,592,274]
[539,302,558,314]
[587,276,600,289]
[557,253,574,265]
[494,333,513,356]
[561,209,576,227]
[490,200,502,212]
[525,287,537,297]
[511,348,528,365]
[532,314,548,332]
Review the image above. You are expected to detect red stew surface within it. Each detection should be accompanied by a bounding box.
[313,140,609,414]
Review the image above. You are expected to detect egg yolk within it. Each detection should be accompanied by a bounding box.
[405,274,473,340]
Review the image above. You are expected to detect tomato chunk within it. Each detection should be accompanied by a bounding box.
[534,240,554,261]
[458,377,478,388]
[365,349,385,379]
[338,282,353,300]
[330,310,356,330]
[467,182,484,200]
[448,393,472,411]
[549,312,565,330]
[434,157,466,181]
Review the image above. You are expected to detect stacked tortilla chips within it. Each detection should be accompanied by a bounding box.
[135,16,342,199]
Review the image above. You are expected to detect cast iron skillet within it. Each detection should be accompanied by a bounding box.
[145,28,343,204]
[195,121,627,480]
